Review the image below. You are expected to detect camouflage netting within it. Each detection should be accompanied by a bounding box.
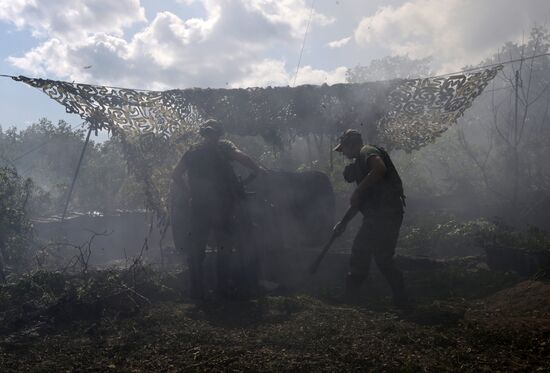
[13,66,501,151]
[12,68,501,219]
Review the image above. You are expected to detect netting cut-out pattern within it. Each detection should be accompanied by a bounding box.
[15,66,500,151]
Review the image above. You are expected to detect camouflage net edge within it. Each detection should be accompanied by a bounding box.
[377,66,503,150]
[13,66,501,151]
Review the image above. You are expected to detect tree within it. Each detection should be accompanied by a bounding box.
[345,31,550,227]
[346,55,433,83]
[0,119,144,216]
[456,26,550,223]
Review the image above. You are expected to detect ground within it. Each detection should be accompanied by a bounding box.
[0,263,549,372]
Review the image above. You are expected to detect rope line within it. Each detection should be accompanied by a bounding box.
[292,0,316,87]
[429,52,550,78]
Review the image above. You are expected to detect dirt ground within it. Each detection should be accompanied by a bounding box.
[0,266,549,372]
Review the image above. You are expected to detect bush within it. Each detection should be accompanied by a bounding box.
[479,220,550,253]
[398,215,493,257]
[399,214,550,259]
[0,166,33,279]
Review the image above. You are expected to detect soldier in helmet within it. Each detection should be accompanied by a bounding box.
[172,119,264,300]
[333,129,409,307]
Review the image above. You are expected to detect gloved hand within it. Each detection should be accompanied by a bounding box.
[343,162,357,183]
[333,221,347,236]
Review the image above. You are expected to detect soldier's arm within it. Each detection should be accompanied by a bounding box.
[172,156,188,183]
[333,205,360,235]
[350,155,386,208]
[231,149,264,174]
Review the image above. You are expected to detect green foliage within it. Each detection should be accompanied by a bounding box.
[0,119,144,216]
[400,213,550,259]
[0,166,32,272]
[118,128,200,222]
[0,266,183,331]
[75,136,145,213]
[346,55,433,83]
[478,221,550,252]
[399,215,493,257]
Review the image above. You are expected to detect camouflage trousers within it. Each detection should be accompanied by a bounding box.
[347,210,406,301]
[187,198,259,300]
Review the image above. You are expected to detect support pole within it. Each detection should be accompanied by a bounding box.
[512,70,520,215]
[61,126,92,222]
[329,133,334,171]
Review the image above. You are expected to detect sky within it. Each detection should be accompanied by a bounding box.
[0,0,549,137]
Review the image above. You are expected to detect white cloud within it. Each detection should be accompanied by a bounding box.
[7,34,134,85]
[293,65,347,86]
[3,0,343,89]
[0,0,146,42]
[327,36,351,49]
[4,0,550,91]
[231,59,346,88]
[231,59,290,87]
[244,0,334,38]
[354,0,550,72]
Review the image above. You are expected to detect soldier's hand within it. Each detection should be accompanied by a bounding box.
[333,221,346,236]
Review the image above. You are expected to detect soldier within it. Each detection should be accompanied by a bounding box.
[172,119,264,300]
[332,129,409,307]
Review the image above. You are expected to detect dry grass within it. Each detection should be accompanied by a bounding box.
[0,267,549,372]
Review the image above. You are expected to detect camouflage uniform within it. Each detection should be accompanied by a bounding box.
[174,139,256,299]
[345,145,407,303]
